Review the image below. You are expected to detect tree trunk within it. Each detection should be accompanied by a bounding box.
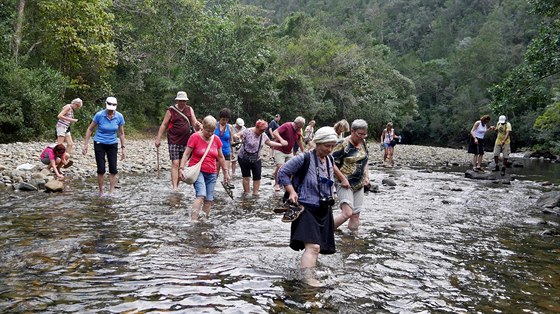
[13,0,26,63]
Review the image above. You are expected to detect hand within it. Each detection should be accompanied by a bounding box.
[120,149,126,161]
[474,138,478,144]
[56,173,64,180]
[82,146,88,155]
[195,121,202,130]
[179,169,185,180]
[341,177,350,189]
[288,191,299,204]
[280,139,288,146]
[155,139,161,147]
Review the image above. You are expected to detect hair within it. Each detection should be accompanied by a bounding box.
[294,116,305,126]
[53,144,66,156]
[480,115,491,121]
[334,119,350,133]
[218,108,231,119]
[308,120,316,126]
[386,122,393,128]
[71,98,83,106]
[202,115,217,130]
[351,119,368,131]
[275,114,280,119]
[255,119,268,129]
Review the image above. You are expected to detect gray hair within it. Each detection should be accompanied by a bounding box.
[294,116,305,126]
[351,119,368,131]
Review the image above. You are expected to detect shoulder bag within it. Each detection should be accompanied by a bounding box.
[240,134,262,164]
[181,135,215,184]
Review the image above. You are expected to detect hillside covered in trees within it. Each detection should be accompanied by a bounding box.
[1,0,559,152]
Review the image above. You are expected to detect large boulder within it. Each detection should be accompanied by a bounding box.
[536,191,560,209]
[45,179,64,192]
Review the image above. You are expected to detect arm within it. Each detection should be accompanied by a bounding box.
[470,121,480,143]
[49,155,64,179]
[380,130,385,142]
[229,124,235,145]
[297,136,305,153]
[118,124,126,161]
[82,121,97,155]
[333,164,350,189]
[272,128,288,146]
[155,110,172,147]
[57,106,78,123]
[190,107,202,131]
[217,149,230,183]
[179,146,193,170]
[265,139,283,148]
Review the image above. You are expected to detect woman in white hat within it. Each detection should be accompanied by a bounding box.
[230,117,246,177]
[278,126,349,287]
[82,96,126,196]
[155,91,202,191]
[56,97,83,157]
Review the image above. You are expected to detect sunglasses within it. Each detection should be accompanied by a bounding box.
[107,102,117,106]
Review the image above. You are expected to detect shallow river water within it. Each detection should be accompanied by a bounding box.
[1,162,559,313]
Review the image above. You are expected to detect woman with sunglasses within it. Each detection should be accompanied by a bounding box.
[82,96,126,196]
[278,126,349,287]
[332,119,370,235]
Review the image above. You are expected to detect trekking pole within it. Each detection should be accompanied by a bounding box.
[156,146,161,179]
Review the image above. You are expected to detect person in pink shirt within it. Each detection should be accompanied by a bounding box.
[40,143,69,179]
[179,115,230,222]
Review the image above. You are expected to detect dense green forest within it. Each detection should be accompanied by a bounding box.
[1,0,559,152]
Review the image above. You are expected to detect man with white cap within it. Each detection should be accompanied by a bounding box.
[155,91,202,191]
[492,115,512,174]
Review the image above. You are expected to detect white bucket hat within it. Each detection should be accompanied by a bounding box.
[235,118,245,127]
[498,115,506,123]
[106,96,117,110]
[313,127,338,144]
[175,91,189,101]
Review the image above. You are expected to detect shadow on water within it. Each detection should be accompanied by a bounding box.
[0,163,559,313]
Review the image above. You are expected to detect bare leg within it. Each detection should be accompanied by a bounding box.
[334,203,353,228]
[252,180,260,196]
[301,243,322,287]
[472,155,477,169]
[348,213,360,235]
[273,164,281,191]
[97,174,105,196]
[242,177,250,193]
[191,197,204,222]
[231,160,237,177]
[477,155,484,169]
[65,134,74,154]
[171,159,181,191]
[202,200,213,218]
[108,173,117,195]
[494,156,499,169]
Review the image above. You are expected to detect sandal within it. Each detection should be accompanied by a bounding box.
[63,160,73,168]
[476,167,485,172]
[281,204,305,223]
[221,182,234,199]
[274,185,281,192]
[473,167,479,172]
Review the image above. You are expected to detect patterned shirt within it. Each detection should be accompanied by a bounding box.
[332,137,368,191]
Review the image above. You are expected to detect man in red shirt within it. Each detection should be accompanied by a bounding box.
[272,116,306,191]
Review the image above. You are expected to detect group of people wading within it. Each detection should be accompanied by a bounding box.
[40,90,512,287]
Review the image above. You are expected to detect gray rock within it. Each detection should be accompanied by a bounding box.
[382,178,397,186]
[45,180,64,192]
[29,178,46,190]
[17,182,38,191]
[465,170,497,180]
[536,191,560,209]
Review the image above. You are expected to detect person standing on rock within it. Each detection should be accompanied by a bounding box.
[492,115,512,174]
[468,114,495,172]
[155,91,201,191]
[40,143,69,180]
[82,97,126,196]
[56,98,82,158]
[332,119,369,235]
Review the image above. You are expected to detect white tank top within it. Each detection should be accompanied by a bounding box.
[474,121,487,139]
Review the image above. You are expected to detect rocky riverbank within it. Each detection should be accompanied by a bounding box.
[0,139,476,191]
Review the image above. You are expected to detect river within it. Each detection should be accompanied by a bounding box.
[0,160,559,313]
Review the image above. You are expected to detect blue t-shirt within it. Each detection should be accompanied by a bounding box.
[214,124,232,156]
[92,110,125,144]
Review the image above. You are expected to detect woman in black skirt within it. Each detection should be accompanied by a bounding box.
[278,126,349,286]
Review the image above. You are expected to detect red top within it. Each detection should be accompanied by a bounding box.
[187,133,223,174]
[167,105,192,145]
[273,122,302,154]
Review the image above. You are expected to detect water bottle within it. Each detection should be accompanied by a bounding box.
[398,135,402,143]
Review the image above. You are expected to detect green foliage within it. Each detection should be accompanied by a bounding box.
[0,59,67,142]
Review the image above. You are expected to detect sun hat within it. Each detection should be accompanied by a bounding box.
[175,91,189,101]
[235,118,245,127]
[498,115,506,123]
[313,126,338,144]
[106,96,117,110]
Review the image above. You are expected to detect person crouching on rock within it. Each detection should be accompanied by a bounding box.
[40,143,69,180]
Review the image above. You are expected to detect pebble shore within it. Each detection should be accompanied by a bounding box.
[0,139,475,190]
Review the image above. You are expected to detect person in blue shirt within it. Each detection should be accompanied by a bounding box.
[214,108,236,189]
[82,96,126,196]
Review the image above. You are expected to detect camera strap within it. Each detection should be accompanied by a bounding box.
[313,152,333,198]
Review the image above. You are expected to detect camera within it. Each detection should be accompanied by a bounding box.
[319,196,335,208]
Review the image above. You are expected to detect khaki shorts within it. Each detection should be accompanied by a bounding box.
[274,151,293,165]
[493,143,511,158]
[56,125,70,137]
[336,186,364,214]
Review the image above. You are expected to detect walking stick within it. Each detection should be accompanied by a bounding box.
[156,146,160,178]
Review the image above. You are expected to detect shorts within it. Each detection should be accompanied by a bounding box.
[41,157,52,165]
[383,142,391,148]
[223,154,231,161]
[94,142,118,175]
[56,124,70,137]
[493,143,511,158]
[194,172,217,201]
[336,186,364,214]
[274,151,293,165]
[238,158,262,180]
[168,143,186,160]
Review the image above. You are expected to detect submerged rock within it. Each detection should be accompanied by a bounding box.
[536,191,560,209]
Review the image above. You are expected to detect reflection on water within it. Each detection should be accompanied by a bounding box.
[0,164,559,313]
